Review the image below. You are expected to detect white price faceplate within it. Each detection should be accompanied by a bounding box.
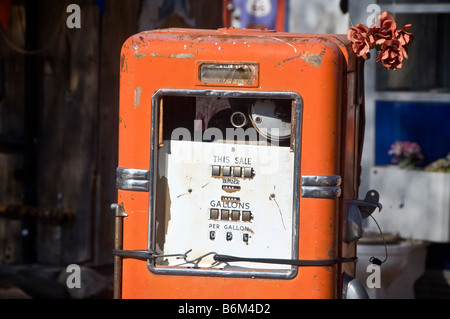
[155,140,295,270]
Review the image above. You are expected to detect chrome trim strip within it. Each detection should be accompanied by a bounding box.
[301,175,342,199]
[116,167,150,180]
[116,167,150,192]
[302,175,341,187]
[302,186,341,199]
[148,88,303,280]
[116,179,149,192]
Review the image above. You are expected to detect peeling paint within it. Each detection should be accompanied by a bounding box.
[301,51,325,67]
[120,54,125,71]
[155,176,171,253]
[134,87,142,109]
[131,40,140,51]
[150,52,164,57]
[283,50,326,68]
[168,53,196,59]
[134,52,148,60]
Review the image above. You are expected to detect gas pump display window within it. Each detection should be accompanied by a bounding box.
[149,89,302,279]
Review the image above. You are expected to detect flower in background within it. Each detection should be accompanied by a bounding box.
[388,141,424,169]
[425,153,450,173]
[347,11,414,70]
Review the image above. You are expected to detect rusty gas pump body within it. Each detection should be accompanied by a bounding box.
[114,28,371,299]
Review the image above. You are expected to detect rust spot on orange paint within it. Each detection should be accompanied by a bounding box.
[134,52,148,60]
[301,50,326,67]
[168,53,196,59]
[283,50,326,68]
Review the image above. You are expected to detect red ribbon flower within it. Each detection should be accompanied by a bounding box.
[376,39,408,70]
[347,23,376,60]
[347,11,414,70]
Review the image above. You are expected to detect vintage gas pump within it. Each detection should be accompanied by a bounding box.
[113,28,379,299]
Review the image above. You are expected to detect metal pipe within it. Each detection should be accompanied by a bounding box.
[111,203,127,299]
[113,216,123,299]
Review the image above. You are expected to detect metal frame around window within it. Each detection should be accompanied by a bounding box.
[147,88,303,279]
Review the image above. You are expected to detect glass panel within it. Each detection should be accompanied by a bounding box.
[161,95,293,147]
[375,13,450,91]
[150,92,299,278]
[199,63,258,86]
[375,101,450,166]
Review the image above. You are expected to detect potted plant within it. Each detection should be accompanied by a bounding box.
[370,141,450,242]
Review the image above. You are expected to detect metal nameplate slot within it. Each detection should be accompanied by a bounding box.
[148,89,303,279]
[116,167,150,192]
[197,62,259,87]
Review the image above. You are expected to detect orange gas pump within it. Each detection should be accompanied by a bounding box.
[113,27,377,299]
